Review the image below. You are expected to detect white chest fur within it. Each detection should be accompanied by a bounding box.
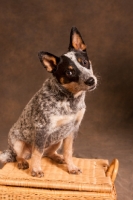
[50,108,86,129]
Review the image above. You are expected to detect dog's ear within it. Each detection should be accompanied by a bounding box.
[68,27,86,51]
[38,52,60,73]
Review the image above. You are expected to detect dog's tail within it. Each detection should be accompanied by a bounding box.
[0,149,16,163]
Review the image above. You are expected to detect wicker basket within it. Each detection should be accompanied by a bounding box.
[0,157,119,200]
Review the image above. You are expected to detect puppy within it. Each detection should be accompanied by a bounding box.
[0,27,97,177]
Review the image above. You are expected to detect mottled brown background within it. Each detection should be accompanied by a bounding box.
[0,0,133,199]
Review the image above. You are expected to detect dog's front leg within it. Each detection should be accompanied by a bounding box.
[30,129,48,178]
[63,133,82,174]
[30,148,44,177]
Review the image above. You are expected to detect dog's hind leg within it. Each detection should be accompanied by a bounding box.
[43,141,65,164]
[14,140,29,170]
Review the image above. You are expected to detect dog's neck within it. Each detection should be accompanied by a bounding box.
[43,77,86,101]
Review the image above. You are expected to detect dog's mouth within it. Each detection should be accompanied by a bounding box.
[88,85,97,91]
[84,76,97,92]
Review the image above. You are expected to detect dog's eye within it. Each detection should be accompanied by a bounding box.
[66,70,75,77]
[82,60,88,67]
[83,60,87,65]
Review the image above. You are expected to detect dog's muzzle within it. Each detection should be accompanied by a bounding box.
[85,77,95,86]
[85,77,97,90]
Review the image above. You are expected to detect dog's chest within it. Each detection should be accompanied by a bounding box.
[50,107,85,129]
[46,98,86,146]
[49,94,86,132]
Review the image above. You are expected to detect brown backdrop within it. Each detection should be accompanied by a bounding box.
[0,1,133,199]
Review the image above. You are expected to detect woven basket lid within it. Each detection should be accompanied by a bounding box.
[0,157,112,193]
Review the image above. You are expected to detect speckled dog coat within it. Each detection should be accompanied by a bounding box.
[0,27,97,177]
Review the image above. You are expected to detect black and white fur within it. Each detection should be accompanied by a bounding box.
[0,27,97,177]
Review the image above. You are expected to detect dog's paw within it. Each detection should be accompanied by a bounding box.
[68,165,82,175]
[31,170,44,178]
[17,160,29,170]
[50,153,66,164]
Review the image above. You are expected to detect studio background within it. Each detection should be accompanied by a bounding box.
[0,1,133,199]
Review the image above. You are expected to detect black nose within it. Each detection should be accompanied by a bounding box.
[85,77,95,86]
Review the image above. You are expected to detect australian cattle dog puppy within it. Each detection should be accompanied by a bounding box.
[0,27,97,177]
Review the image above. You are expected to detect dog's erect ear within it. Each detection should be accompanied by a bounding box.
[68,27,86,51]
[38,52,60,73]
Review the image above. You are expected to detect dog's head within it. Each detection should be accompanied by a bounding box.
[38,27,97,95]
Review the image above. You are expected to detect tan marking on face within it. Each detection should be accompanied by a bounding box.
[63,82,81,94]
[60,77,65,84]
[78,58,82,63]
[72,33,86,51]
[63,80,90,94]
[68,66,73,70]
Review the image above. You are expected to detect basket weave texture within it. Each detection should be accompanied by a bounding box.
[0,157,117,200]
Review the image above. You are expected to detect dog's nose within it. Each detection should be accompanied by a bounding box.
[85,77,95,86]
